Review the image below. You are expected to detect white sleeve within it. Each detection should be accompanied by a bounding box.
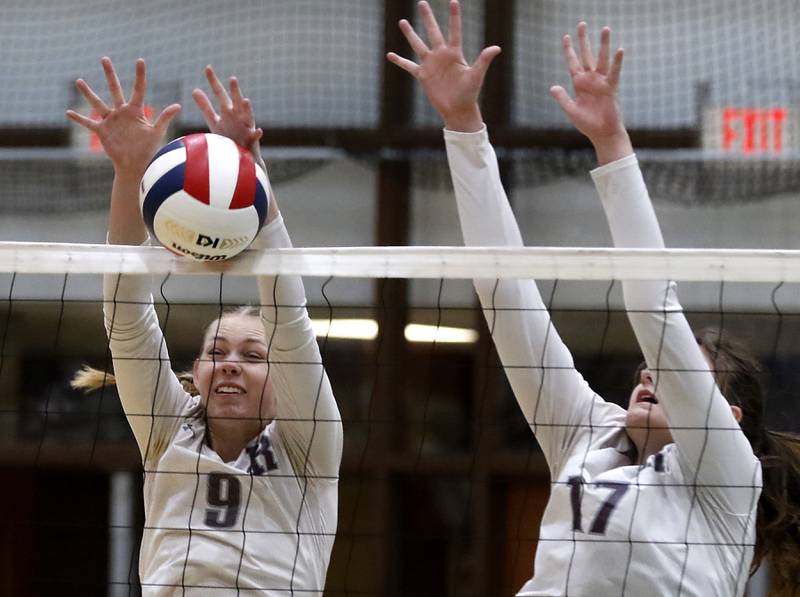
[592,155,761,512]
[250,215,343,480]
[445,127,623,474]
[103,270,191,464]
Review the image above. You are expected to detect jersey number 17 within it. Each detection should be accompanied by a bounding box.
[567,476,630,534]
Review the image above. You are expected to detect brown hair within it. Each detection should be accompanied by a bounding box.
[696,328,800,595]
[72,305,263,397]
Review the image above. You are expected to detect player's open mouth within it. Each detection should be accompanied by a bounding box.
[636,388,658,404]
[214,384,246,395]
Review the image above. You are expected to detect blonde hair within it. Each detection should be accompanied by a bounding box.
[71,364,198,395]
[73,305,263,396]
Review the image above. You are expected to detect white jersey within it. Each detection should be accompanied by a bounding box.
[104,215,343,596]
[444,128,761,597]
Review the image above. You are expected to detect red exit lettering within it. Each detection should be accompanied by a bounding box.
[722,107,787,155]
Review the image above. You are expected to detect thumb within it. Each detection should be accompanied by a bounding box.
[472,45,501,78]
[549,86,578,121]
[154,103,182,134]
[247,127,264,148]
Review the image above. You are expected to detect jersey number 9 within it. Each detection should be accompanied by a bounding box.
[205,472,242,528]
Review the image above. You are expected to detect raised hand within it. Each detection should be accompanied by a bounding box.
[549,23,632,164]
[192,66,265,171]
[387,0,500,132]
[66,57,181,178]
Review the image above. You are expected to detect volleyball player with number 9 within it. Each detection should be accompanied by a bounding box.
[389,2,800,595]
[67,58,342,595]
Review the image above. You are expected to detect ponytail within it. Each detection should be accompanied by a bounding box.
[752,429,800,596]
[71,365,198,395]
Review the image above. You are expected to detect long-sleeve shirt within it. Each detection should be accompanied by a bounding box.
[104,215,343,596]
[444,127,761,597]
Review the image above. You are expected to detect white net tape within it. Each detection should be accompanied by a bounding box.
[3,242,800,282]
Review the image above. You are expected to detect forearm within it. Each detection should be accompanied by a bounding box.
[103,272,185,460]
[251,209,343,476]
[108,170,148,246]
[444,127,523,248]
[251,215,308,337]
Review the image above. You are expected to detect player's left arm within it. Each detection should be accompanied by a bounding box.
[194,71,343,480]
[553,24,759,511]
[253,218,343,482]
[595,160,759,503]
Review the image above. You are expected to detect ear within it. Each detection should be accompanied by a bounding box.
[730,405,743,423]
[192,358,200,382]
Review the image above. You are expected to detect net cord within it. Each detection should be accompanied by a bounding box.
[1,241,799,282]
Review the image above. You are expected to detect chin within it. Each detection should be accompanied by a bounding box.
[207,404,245,421]
[626,407,668,432]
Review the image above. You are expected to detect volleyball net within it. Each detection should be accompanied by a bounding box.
[0,243,796,595]
[2,0,800,594]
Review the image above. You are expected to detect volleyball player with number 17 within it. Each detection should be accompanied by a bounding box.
[388,2,800,595]
[67,58,343,595]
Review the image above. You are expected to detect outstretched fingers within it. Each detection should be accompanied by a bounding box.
[241,98,261,143]
[562,35,582,77]
[399,19,429,58]
[65,109,99,131]
[192,88,218,125]
[447,0,462,49]
[239,97,256,132]
[229,77,245,111]
[205,65,232,110]
[386,52,419,76]
[606,47,625,89]
[129,58,147,107]
[577,22,595,71]
[101,57,126,108]
[418,1,446,48]
[596,27,611,75]
[74,78,109,117]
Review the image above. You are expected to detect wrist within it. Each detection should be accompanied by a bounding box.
[114,166,147,187]
[113,169,144,187]
[443,105,484,133]
[591,130,634,166]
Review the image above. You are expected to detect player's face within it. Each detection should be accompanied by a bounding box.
[193,314,275,429]
[625,363,673,451]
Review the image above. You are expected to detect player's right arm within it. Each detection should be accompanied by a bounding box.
[67,58,187,462]
[552,24,760,510]
[388,1,612,471]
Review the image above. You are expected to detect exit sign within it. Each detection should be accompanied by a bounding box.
[703,106,796,155]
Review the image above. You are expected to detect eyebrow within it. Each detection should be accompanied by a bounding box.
[208,336,268,347]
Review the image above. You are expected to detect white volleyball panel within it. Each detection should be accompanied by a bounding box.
[255,165,270,199]
[206,134,241,209]
[152,192,260,260]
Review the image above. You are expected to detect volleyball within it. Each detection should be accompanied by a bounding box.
[140,133,269,261]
